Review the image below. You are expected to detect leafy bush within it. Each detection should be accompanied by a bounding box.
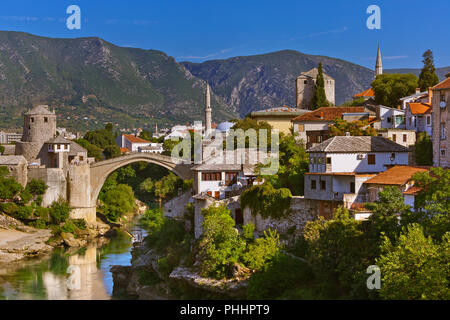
[15,205,33,220]
[146,217,185,252]
[29,219,47,229]
[26,179,48,196]
[241,183,292,219]
[1,203,19,216]
[243,229,281,271]
[34,206,50,221]
[61,220,77,234]
[247,254,315,299]
[49,199,71,224]
[242,223,255,242]
[140,207,165,231]
[72,218,87,230]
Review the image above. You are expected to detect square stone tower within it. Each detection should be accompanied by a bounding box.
[296,68,335,110]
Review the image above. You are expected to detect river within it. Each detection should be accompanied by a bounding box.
[0,221,147,300]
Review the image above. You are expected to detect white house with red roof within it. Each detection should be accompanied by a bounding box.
[116,134,162,153]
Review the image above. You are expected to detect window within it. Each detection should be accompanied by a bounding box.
[350,182,355,194]
[409,118,412,127]
[441,94,446,102]
[320,180,326,190]
[202,172,222,181]
[368,154,376,165]
[304,80,308,84]
[31,117,34,123]
[441,149,446,156]
[44,117,48,123]
[392,134,396,142]
[326,157,331,165]
[311,180,316,190]
[225,172,238,185]
[427,116,431,125]
[403,134,407,142]
[387,117,392,123]
[441,123,446,140]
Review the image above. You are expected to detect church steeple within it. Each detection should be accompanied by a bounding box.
[375,43,383,76]
[205,82,212,137]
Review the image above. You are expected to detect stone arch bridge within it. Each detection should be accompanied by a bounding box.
[67,153,193,223]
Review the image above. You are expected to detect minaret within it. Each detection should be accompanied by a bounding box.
[375,44,383,76]
[155,123,158,134]
[205,82,212,137]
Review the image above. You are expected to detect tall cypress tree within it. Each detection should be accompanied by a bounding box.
[312,63,329,109]
[418,50,439,92]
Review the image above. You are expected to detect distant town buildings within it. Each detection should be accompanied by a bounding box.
[250,105,309,135]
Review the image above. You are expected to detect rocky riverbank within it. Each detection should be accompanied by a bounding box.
[111,240,249,300]
[0,213,111,265]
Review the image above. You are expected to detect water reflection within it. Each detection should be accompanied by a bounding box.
[0,225,146,300]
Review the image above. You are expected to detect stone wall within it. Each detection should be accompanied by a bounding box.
[164,190,193,218]
[243,196,318,237]
[194,195,319,239]
[28,167,67,207]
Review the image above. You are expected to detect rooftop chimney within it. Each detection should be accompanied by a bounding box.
[416,88,421,94]
[320,111,324,119]
[345,132,351,136]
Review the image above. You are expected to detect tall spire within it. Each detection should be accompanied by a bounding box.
[375,43,383,76]
[205,82,212,137]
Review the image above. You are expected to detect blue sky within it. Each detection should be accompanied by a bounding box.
[0,0,449,69]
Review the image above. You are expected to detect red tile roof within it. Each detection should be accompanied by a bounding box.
[408,102,432,115]
[120,147,130,153]
[123,134,150,144]
[292,107,365,122]
[364,166,430,186]
[431,77,450,90]
[353,88,375,98]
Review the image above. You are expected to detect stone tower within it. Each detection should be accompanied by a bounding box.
[296,68,335,110]
[375,44,383,76]
[15,105,57,161]
[205,82,212,137]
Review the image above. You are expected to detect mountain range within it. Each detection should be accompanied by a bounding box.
[0,31,448,131]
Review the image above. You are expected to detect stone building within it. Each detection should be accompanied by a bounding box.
[432,76,450,167]
[250,105,309,135]
[296,68,335,110]
[15,105,57,162]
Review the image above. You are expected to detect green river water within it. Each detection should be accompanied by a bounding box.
[0,222,147,300]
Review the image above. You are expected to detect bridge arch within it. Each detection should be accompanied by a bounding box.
[89,153,193,206]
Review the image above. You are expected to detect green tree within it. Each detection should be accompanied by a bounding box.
[377,224,450,300]
[101,184,135,222]
[242,229,281,271]
[103,144,121,159]
[365,186,410,246]
[199,205,245,278]
[414,132,433,165]
[258,133,309,195]
[312,63,330,109]
[49,199,71,224]
[73,138,104,161]
[418,50,439,92]
[412,167,450,216]
[372,73,419,108]
[230,117,273,149]
[0,166,23,200]
[153,172,183,202]
[303,207,370,298]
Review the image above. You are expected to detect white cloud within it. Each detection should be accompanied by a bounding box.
[179,47,235,60]
[289,27,349,41]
